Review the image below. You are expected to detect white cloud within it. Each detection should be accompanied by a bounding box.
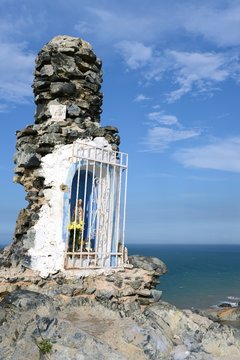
[115,40,153,69]
[74,21,92,35]
[0,3,60,106]
[142,126,201,152]
[78,3,240,102]
[116,45,235,101]
[78,7,155,43]
[166,50,231,102]
[1,2,239,105]
[0,42,35,103]
[152,105,161,109]
[0,104,8,112]
[182,4,240,47]
[143,50,233,102]
[73,2,240,48]
[134,94,151,102]
[148,112,178,125]
[174,137,240,173]
[74,3,240,102]
[0,10,36,104]
[143,110,200,151]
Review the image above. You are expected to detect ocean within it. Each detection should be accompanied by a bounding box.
[128,244,240,310]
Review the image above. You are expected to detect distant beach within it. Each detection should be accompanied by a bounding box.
[128,244,240,310]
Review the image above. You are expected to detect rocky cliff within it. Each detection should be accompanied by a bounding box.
[0,256,240,360]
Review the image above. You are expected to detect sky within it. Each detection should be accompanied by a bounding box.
[1,0,240,245]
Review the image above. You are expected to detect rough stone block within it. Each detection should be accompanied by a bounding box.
[50,82,76,96]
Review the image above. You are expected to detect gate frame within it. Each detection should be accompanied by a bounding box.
[63,140,128,270]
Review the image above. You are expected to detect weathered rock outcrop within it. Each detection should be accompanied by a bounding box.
[197,305,240,325]
[2,35,120,269]
[0,256,240,359]
[1,287,240,359]
[0,256,167,309]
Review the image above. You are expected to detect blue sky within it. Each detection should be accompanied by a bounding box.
[1,0,240,245]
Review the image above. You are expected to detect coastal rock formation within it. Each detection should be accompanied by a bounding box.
[0,256,167,310]
[1,256,240,359]
[1,286,240,359]
[198,305,240,324]
[1,35,121,272]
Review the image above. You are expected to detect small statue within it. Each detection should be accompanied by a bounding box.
[68,199,84,251]
[72,198,84,223]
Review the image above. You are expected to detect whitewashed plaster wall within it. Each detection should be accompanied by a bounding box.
[28,137,112,277]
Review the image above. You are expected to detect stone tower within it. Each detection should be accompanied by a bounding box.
[3,36,127,276]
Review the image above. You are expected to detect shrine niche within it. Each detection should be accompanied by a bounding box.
[4,35,128,277]
[64,140,128,269]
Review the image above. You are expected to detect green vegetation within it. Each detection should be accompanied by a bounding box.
[37,339,53,354]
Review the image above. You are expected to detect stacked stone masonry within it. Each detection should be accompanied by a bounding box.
[5,35,120,268]
[0,256,167,308]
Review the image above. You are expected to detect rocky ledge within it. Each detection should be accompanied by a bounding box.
[0,256,166,308]
[196,305,240,327]
[1,256,240,360]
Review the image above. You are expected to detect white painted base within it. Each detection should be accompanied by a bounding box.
[28,137,112,277]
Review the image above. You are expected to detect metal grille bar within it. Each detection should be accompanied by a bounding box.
[65,141,128,269]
